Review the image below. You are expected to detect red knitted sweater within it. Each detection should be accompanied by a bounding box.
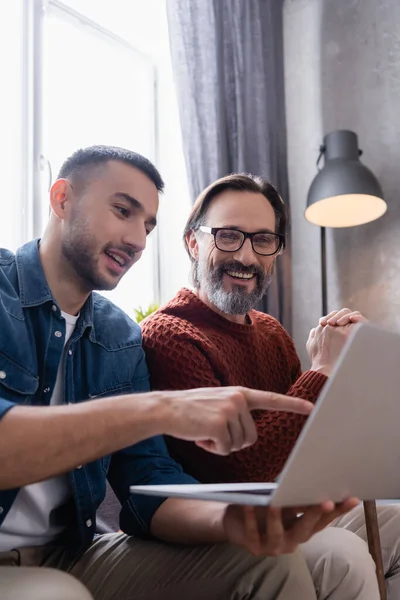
[142,288,327,483]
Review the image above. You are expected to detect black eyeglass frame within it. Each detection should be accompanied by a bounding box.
[199,226,285,257]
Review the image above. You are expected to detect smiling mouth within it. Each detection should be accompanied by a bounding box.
[225,270,256,280]
[105,250,127,269]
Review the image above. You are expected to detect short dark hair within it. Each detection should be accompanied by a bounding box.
[183,174,288,281]
[57,145,164,192]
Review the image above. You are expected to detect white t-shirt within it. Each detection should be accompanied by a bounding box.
[0,311,78,551]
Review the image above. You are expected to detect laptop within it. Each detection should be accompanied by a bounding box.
[130,322,400,507]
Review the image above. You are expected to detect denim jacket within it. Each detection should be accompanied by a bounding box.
[0,240,195,554]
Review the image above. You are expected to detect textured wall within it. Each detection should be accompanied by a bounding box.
[284,0,400,366]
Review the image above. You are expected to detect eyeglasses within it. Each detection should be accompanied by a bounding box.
[199,226,284,257]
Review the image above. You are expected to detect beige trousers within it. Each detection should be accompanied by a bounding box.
[301,504,400,600]
[1,504,400,600]
[0,538,316,600]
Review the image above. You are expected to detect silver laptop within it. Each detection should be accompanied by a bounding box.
[130,322,400,507]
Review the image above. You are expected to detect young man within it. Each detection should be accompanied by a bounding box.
[0,148,357,600]
[142,173,400,600]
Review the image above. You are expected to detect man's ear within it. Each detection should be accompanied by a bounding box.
[186,229,199,260]
[49,179,71,220]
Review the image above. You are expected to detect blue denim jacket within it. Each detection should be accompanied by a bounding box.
[0,240,196,554]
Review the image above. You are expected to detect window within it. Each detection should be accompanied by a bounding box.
[1,0,191,314]
[39,1,159,317]
[0,0,25,251]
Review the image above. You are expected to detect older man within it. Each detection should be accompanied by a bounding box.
[143,173,400,600]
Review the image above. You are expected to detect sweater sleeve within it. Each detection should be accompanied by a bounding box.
[220,321,328,482]
[224,325,329,482]
[286,360,328,403]
[278,322,328,403]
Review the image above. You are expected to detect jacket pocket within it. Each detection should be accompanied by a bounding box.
[0,351,38,402]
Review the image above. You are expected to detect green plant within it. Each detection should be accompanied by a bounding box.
[133,303,159,323]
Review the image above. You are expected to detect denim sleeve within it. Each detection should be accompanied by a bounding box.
[107,347,198,538]
[0,398,16,420]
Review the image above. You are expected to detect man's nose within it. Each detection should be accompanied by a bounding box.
[233,237,256,265]
[123,222,147,253]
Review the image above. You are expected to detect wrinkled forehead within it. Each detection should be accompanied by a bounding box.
[205,190,276,231]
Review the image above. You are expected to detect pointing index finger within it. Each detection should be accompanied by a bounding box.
[245,390,314,415]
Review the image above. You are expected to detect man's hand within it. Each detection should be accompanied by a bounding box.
[162,387,314,456]
[1,385,313,489]
[307,308,367,377]
[319,308,366,328]
[223,498,360,556]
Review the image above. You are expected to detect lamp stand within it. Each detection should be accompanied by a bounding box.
[320,227,328,316]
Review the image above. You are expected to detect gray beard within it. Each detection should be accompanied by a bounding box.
[196,259,273,315]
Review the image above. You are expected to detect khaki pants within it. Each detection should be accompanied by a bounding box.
[301,504,400,600]
[1,504,400,600]
[0,537,316,600]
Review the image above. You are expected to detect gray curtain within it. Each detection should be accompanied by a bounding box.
[167,0,292,331]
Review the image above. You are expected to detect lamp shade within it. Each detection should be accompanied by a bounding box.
[305,130,386,228]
